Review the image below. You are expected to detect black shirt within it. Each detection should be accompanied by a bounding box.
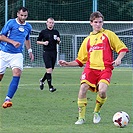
[37,28,60,51]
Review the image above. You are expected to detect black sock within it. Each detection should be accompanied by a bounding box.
[41,72,47,82]
[46,73,53,88]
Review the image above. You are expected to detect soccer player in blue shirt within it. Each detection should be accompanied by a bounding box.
[0,7,34,108]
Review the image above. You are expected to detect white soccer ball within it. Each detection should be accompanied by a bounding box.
[120,111,130,122]
[113,111,129,128]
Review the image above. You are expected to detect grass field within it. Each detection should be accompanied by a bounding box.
[0,67,132,133]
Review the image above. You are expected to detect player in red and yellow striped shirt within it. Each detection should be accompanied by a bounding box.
[58,11,128,125]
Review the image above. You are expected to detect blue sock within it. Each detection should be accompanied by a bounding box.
[6,76,20,100]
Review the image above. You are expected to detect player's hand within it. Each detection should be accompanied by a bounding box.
[57,37,61,44]
[29,52,34,62]
[12,41,21,48]
[57,37,60,42]
[44,41,49,45]
[112,59,121,66]
[58,60,68,66]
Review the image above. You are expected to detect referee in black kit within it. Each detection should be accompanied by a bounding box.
[37,17,61,92]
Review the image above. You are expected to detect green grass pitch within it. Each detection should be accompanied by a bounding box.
[0,67,132,133]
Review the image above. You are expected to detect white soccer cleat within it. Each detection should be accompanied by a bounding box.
[75,119,85,125]
[93,112,101,124]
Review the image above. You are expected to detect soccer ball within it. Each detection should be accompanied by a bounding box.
[113,111,130,128]
[121,111,130,122]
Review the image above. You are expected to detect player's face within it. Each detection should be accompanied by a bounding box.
[90,17,103,33]
[17,10,28,24]
[46,19,55,30]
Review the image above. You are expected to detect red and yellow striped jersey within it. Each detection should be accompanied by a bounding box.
[75,28,129,70]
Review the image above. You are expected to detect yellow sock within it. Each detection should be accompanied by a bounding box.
[94,94,107,113]
[77,98,87,119]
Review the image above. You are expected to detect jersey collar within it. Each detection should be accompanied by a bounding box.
[90,28,105,35]
[15,18,26,25]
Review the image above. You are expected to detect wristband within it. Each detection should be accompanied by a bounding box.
[28,48,32,54]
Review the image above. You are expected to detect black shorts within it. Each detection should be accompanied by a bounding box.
[43,51,57,69]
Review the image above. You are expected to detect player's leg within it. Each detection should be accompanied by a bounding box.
[47,51,57,92]
[0,51,12,108]
[6,68,21,99]
[39,51,50,90]
[2,53,23,108]
[3,68,21,108]
[40,51,56,92]
[93,82,108,123]
[0,51,6,81]
[0,62,6,106]
[75,68,98,124]
[39,51,48,90]
[43,51,56,92]
[45,67,56,92]
[39,73,46,90]
[75,83,89,124]
[93,68,112,123]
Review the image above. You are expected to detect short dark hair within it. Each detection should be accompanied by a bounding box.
[18,7,28,12]
[90,11,104,22]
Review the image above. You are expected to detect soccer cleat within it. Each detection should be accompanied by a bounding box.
[93,112,101,124]
[49,87,56,92]
[39,79,45,90]
[75,118,85,125]
[2,100,12,108]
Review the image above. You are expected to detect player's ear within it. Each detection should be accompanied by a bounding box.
[90,21,93,26]
[17,12,19,17]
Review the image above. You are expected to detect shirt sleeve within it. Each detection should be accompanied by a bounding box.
[0,19,12,36]
[75,37,89,66]
[57,30,60,37]
[109,31,129,53]
[37,31,43,41]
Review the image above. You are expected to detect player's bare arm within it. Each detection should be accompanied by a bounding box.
[112,52,126,66]
[25,40,34,62]
[37,41,49,45]
[58,60,79,67]
[0,35,20,48]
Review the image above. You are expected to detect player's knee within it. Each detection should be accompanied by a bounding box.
[98,90,106,98]
[79,83,89,95]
